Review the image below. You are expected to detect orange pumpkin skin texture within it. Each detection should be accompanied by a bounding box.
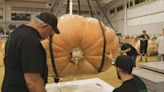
[42,15,120,77]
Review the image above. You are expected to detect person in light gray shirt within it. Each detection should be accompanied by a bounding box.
[156,29,164,61]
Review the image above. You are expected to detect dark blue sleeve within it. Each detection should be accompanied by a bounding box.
[121,44,131,50]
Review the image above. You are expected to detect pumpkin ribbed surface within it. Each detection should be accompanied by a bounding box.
[42,15,120,77]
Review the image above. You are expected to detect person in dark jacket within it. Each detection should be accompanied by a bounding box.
[120,42,138,67]
[139,30,149,62]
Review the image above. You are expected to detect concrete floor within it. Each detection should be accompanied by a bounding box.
[0,55,157,91]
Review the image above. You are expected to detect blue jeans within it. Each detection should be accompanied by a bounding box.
[158,54,164,61]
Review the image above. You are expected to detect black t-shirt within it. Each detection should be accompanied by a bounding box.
[113,75,147,92]
[121,43,137,56]
[139,34,149,47]
[2,25,48,92]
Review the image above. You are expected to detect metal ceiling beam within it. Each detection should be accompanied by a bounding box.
[5,0,54,3]
[104,0,120,10]
[95,0,114,30]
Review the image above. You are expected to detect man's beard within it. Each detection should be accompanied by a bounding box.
[117,70,121,80]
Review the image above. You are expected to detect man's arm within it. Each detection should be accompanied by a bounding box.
[121,44,131,54]
[139,35,144,41]
[144,34,149,40]
[122,48,131,53]
[24,73,47,92]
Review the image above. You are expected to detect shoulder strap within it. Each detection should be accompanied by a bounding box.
[98,20,106,72]
[49,34,59,83]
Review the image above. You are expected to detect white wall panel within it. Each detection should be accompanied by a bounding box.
[127,11,164,26]
[127,22,164,35]
[127,0,164,18]
[114,20,124,34]
[108,0,164,35]
[110,11,124,22]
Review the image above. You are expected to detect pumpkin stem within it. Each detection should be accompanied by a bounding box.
[71,47,84,64]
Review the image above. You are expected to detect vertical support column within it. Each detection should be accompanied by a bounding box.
[2,0,6,35]
[69,0,73,15]
[77,0,81,15]
[124,0,127,35]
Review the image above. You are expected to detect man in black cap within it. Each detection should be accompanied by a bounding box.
[113,55,147,92]
[2,12,60,92]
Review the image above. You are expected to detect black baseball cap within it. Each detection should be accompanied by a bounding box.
[115,55,134,73]
[37,12,60,34]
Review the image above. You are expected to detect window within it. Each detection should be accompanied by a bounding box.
[73,10,78,14]
[91,11,100,15]
[11,7,49,12]
[0,16,3,20]
[130,1,133,7]
[135,0,145,5]
[127,3,129,8]
[117,5,123,12]
[80,10,89,14]
[73,10,99,15]
[11,13,31,21]
[127,1,134,8]
[97,11,100,15]
[110,8,115,14]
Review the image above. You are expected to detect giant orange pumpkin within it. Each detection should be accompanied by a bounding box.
[42,15,120,77]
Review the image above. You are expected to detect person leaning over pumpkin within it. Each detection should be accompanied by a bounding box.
[2,12,60,92]
[120,42,138,67]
